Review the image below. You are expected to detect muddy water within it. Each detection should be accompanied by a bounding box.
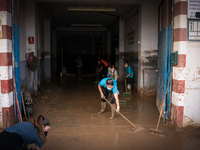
[28,75,200,150]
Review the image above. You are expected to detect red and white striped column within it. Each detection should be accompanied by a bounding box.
[171,0,187,127]
[0,0,14,128]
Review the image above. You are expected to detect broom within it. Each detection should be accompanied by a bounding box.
[123,78,131,95]
[149,71,172,136]
[104,97,144,133]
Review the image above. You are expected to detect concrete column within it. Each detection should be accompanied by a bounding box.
[138,4,142,94]
[118,18,124,80]
[52,31,57,74]
[44,20,51,82]
[0,0,14,128]
[171,0,187,128]
[172,0,200,127]
[102,33,106,57]
[107,31,111,65]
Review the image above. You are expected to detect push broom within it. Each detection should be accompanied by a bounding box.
[123,78,131,95]
[104,97,144,133]
[149,71,172,136]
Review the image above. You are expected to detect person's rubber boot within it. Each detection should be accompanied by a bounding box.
[98,102,106,114]
[127,84,131,91]
[110,104,116,120]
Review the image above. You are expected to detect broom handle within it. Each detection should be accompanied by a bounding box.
[124,72,128,92]
[12,47,22,122]
[13,71,22,122]
[104,98,137,128]
[156,71,172,130]
[124,78,128,92]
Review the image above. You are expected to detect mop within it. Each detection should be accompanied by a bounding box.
[149,71,172,136]
[104,97,144,133]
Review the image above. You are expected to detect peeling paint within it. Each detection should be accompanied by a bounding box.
[183,116,195,126]
[124,52,138,63]
[178,68,184,74]
[141,50,158,68]
[197,67,200,75]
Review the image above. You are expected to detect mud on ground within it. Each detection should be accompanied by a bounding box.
[27,76,200,150]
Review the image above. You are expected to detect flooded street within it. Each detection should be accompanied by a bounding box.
[28,75,200,150]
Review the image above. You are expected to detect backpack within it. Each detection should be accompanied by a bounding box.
[28,54,38,71]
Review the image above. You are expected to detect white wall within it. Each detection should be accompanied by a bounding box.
[124,14,139,53]
[184,42,200,126]
[19,0,37,91]
[26,0,37,91]
[138,0,158,95]
[20,0,26,61]
[26,0,36,54]
[124,12,139,88]
[140,1,158,51]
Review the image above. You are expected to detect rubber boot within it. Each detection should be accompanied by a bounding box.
[110,104,116,120]
[127,84,131,91]
[98,102,106,114]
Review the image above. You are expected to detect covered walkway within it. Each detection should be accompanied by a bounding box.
[28,76,200,150]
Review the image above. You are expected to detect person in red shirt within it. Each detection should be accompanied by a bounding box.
[98,59,108,80]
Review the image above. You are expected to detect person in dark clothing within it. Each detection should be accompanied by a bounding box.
[98,59,108,80]
[0,115,51,150]
[75,56,83,80]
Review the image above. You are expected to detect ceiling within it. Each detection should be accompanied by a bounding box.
[37,0,142,30]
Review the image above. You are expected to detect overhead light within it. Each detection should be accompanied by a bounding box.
[68,7,116,12]
[71,23,102,27]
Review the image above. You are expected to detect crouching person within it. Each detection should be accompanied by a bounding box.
[98,78,120,119]
[0,115,51,150]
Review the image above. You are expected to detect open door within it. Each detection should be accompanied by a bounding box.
[156,0,172,122]
[13,24,22,120]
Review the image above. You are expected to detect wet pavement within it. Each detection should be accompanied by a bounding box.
[28,75,200,150]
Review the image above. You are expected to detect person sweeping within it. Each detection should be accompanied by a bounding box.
[98,78,120,119]
[124,61,134,91]
[0,115,51,150]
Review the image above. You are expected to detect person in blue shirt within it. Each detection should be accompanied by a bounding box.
[124,61,134,91]
[0,115,51,150]
[98,78,120,119]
